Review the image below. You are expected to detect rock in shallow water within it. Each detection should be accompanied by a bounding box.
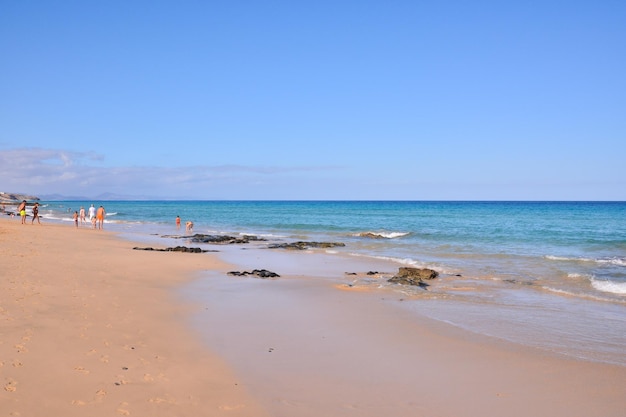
[387,267,438,286]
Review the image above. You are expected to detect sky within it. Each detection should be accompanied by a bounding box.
[1,0,625,200]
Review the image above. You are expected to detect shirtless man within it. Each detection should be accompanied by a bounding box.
[96,205,106,230]
[185,221,193,232]
[17,200,27,224]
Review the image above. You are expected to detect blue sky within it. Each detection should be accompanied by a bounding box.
[1,1,624,200]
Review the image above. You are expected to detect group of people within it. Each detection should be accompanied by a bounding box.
[17,200,40,224]
[72,204,106,229]
[13,201,106,229]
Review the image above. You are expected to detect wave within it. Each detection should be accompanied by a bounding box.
[591,279,626,295]
[355,231,410,239]
[542,286,625,303]
[546,255,626,267]
[597,258,626,267]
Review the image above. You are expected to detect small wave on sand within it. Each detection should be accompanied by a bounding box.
[355,231,410,239]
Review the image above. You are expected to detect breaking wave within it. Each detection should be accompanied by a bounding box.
[355,231,410,239]
[591,279,626,295]
[546,255,626,267]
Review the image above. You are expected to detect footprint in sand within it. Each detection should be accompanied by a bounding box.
[14,344,28,353]
[4,380,17,392]
[117,402,131,415]
[74,366,90,375]
[12,360,23,367]
[219,404,245,411]
[148,397,175,404]
[94,389,107,403]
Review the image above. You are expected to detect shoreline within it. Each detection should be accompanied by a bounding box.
[2,217,625,416]
[185,246,626,417]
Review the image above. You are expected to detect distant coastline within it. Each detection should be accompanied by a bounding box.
[0,191,40,205]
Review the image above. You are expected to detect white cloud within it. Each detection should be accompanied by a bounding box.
[0,147,342,199]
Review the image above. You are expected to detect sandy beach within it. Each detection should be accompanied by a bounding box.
[0,217,270,417]
[1,216,625,417]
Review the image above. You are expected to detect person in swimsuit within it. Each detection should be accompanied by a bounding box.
[73,211,79,228]
[79,206,86,226]
[31,203,41,224]
[176,215,181,230]
[96,205,106,230]
[17,200,27,224]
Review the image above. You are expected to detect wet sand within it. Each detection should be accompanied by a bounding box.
[187,248,626,417]
[2,216,625,417]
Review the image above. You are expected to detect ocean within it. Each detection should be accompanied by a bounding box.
[35,200,626,365]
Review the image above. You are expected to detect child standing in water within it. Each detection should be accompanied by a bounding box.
[73,211,79,228]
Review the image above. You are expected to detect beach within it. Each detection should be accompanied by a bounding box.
[0,217,270,417]
[1,216,625,417]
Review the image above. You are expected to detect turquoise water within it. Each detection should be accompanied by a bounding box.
[39,201,626,294]
[37,200,626,364]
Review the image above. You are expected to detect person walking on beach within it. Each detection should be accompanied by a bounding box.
[176,215,181,230]
[79,206,86,226]
[31,202,41,225]
[88,204,96,221]
[96,205,105,230]
[73,211,79,228]
[17,200,27,224]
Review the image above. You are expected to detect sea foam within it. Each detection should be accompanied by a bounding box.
[591,279,626,295]
[355,231,410,239]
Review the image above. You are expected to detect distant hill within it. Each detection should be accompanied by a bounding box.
[0,192,40,204]
[39,193,89,201]
[39,192,162,201]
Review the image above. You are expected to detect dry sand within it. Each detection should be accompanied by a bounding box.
[2,216,625,417]
[0,218,269,417]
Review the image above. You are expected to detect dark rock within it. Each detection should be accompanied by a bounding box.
[267,241,346,250]
[366,271,379,275]
[133,246,210,253]
[168,246,205,253]
[227,269,280,278]
[388,267,439,287]
[190,234,266,244]
[357,232,385,239]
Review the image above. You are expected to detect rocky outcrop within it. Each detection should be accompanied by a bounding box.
[191,234,266,244]
[227,269,280,278]
[387,267,439,288]
[133,246,213,253]
[357,232,384,239]
[0,192,39,204]
[267,241,346,250]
